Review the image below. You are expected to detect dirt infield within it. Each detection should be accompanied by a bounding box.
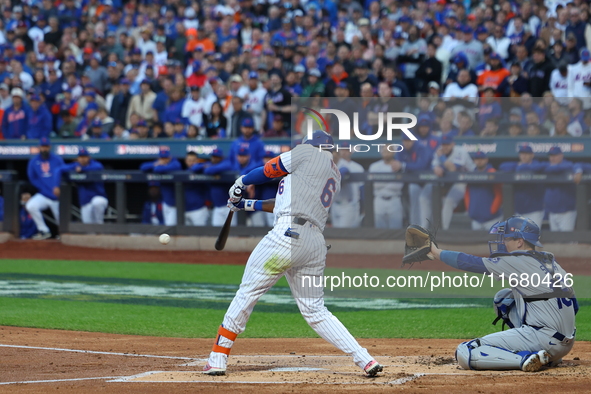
[1,326,590,393]
[2,239,591,275]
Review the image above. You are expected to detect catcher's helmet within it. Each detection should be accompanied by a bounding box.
[488,215,542,255]
[302,130,333,147]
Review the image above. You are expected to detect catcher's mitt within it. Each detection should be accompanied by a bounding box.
[402,224,438,267]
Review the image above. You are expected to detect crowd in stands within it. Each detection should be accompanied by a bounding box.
[0,0,590,140]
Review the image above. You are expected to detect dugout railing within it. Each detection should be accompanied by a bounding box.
[1,170,590,243]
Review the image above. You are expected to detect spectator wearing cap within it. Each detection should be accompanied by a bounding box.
[450,25,484,71]
[302,68,326,98]
[465,151,503,230]
[243,71,268,131]
[476,52,510,95]
[567,48,591,109]
[2,88,29,139]
[445,52,475,86]
[230,117,265,165]
[529,47,554,97]
[126,79,156,129]
[486,25,511,60]
[398,25,428,96]
[54,148,108,224]
[26,137,64,240]
[27,94,52,140]
[543,147,576,231]
[415,42,443,95]
[499,144,546,228]
[263,73,294,134]
[139,148,182,226]
[138,28,157,58]
[181,86,205,134]
[86,119,110,140]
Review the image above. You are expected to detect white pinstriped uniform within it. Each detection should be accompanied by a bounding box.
[207,144,376,370]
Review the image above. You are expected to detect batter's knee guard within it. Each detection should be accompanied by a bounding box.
[212,325,238,356]
[456,339,538,370]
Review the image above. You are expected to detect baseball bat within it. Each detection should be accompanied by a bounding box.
[215,189,242,251]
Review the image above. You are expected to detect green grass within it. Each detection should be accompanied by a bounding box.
[0,259,588,340]
[0,297,502,339]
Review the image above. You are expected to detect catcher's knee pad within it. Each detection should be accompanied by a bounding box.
[456,339,529,370]
[493,288,519,329]
[455,340,476,370]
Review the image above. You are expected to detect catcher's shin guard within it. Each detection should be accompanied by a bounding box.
[456,340,549,371]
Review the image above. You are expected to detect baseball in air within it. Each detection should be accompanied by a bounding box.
[159,234,171,245]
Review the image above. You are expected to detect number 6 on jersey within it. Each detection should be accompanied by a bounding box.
[321,178,337,208]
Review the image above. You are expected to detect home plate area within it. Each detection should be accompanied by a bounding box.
[108,354,584,385]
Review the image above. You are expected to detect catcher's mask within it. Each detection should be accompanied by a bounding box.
[488,215,543,255]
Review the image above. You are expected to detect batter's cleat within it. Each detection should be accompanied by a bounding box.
[521,350,550,372]
[32,232,51,240]
[203,363,226,376]
[364,360,383,377]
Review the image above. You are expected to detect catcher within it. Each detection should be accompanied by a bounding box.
[403,216,577,372]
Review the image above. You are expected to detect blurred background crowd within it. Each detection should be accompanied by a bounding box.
[0,0,590,139]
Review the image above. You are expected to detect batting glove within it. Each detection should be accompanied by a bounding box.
[227,198,245,212]
[229,175,245,203]
[227,198,257,212]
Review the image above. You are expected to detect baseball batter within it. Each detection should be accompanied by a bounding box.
[202,131,383,377]
[430,216,577,372]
